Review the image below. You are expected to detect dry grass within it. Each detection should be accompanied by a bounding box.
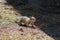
[0,4,21,25]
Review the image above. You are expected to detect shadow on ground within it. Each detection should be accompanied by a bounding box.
[6,0,60,40]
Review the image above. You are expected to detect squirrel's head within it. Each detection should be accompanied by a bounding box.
[30,16,36,22]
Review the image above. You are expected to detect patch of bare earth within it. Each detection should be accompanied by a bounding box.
[0,25,54,40]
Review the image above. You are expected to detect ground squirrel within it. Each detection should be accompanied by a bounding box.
[16,16,36,27]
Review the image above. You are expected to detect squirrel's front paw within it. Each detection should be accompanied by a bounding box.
[28,24,33,27]
[21,23,25,25]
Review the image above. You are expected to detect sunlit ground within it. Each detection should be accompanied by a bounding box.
[0,25,55,40]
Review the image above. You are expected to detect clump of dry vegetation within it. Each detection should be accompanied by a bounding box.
[0,4,21,25]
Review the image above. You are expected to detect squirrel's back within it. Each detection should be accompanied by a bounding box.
[16,16,30,22]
